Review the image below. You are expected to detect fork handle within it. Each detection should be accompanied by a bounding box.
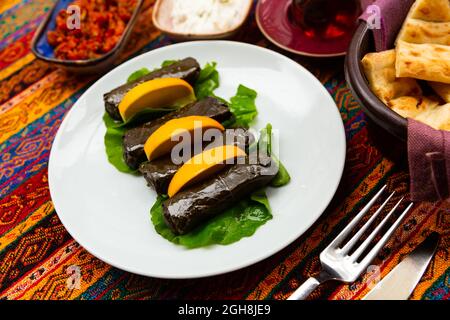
[287,277,321,300]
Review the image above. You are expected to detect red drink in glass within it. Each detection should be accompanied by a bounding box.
[290,0,361,39]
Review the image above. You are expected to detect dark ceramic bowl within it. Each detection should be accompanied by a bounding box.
[31,0,144,74]
[345,21,407,141]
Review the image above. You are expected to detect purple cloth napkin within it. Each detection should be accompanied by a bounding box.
[408,120,450,202]
[359,0,415,51]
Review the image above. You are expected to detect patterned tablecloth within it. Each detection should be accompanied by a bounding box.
[0,0,448,300]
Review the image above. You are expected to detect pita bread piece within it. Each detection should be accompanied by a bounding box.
[408,0,450,22]
[387,96,440,119]
[396,41,450,84]
[415,103,450,130]
[396,19,450,45]
[362,50,422,103]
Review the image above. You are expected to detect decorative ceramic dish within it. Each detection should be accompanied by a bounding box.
[152,0,253,40]
[256,0,360,57]
[31,0,144,74]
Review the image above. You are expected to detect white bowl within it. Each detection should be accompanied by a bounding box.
[152,0,253,40]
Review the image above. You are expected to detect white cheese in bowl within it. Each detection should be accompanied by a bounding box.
[161,0,250,35]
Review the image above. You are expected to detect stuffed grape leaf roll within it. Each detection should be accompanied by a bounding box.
[103,57,201,121]
[162,154,278,235]
[139,128,254,194]
[123,97,232,169]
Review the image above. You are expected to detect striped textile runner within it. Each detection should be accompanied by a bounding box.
[0,0,448,300]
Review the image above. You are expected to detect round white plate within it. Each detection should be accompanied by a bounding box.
[49,41,346,279]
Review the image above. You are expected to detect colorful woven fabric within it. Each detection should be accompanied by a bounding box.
[0,0,448,300]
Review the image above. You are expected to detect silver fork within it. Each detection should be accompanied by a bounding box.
[288,185,413,300]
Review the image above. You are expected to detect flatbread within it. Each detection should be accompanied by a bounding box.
[429,81,450,102]
[396,19,450,45]
[364,0,450,131]
[408,0,450,22]
[396,41,450,84]
[387,96,450,130]
[361,50,422,103]
[415,103,450,130]
[387,96,440,119]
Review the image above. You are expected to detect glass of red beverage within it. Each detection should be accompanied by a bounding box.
[290,0,361,39]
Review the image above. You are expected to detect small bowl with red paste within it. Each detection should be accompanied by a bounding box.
[32,0,143,73]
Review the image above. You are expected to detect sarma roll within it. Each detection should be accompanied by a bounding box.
[162,155,278,235]
[123,97,232,169]
[104,57,201,121]
[139,128,254,194]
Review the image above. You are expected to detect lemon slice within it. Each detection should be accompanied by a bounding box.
[144,115,225,161]
[118,78,195,122]
[168,145,247,197]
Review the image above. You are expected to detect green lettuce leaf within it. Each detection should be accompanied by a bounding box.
[150,189,272,248]
[257,122,272,155]
[127,68,150,83]
[223,85,258,128]
[127,60,178,83]
[194,62,220,99]
[126,60,179,83]
[271,158,291,187]
[103,113,137,174]
[264,123,291,187]
[161,59,178,67]
[251,123,291,187]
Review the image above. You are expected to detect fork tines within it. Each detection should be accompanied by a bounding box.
[327,185,413,267]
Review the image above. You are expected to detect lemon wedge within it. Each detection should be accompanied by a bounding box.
[168,145,247,197]
[144,115,225,161]
[118,78,195,122]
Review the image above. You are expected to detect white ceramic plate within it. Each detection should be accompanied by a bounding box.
[49,41,345,279]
